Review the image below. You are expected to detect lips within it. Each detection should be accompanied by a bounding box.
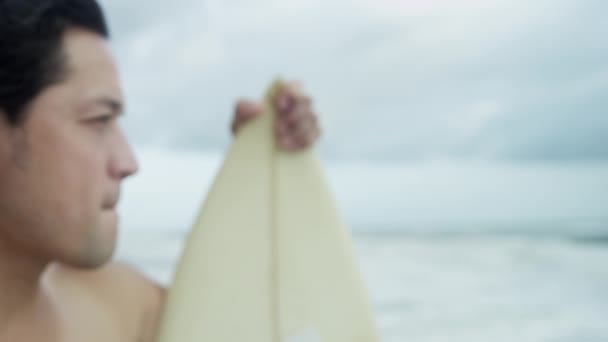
[102,202,116,210]
[102,192,120,210]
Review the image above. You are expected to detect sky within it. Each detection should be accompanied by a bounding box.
[98,0,608,232]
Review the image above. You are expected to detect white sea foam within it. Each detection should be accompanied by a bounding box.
[116,230,608,342]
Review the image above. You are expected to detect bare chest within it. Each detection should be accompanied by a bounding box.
[55,297,139,342]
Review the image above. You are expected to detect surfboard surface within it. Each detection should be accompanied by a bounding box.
[156,81,379,342]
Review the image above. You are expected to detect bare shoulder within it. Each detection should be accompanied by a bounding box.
[48,261,166,301]
[45,261,166,342]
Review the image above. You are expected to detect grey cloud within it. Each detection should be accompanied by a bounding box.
[99,0,193,39]
[99,0,608,162]
[475,81,608,161]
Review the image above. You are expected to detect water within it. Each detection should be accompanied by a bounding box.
[116,229,608,342]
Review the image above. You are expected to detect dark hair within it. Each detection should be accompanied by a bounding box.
[0,0,109,125]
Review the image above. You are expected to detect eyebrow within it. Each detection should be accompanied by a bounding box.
[92,97,124,114]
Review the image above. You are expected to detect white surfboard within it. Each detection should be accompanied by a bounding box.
[156,80,380,342]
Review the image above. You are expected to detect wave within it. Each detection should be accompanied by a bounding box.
[351,217,608,240]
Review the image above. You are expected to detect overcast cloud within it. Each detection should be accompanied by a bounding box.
[98,0,607,162]
[95,0,608,228]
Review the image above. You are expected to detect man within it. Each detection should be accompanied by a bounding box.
[0,1,320,341]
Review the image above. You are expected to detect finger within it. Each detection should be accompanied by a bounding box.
[275,93,319,149]
[274,104,308,143]
[275,81,304,115]
[279,113,319,150]
[293,114,318,146]
[236,99,264,120]
[274,99,306,139]
[232,99,264,135]
[275,116,291,138]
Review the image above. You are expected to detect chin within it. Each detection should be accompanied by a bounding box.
[64,217,119,269]
[70,240,117,269]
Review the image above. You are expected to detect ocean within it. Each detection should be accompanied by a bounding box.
[116,225,608,342]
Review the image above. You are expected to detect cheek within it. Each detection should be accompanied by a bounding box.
[54,152,106,226]
[0,142,107,259]
[28,128,108,232]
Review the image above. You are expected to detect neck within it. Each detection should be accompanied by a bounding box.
[0,235,48,329]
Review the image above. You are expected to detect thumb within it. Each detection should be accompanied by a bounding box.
[232,99,265,135]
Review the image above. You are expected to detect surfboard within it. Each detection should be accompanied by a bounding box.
[156,80,380,342]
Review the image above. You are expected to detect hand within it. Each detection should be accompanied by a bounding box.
[231,81,321,151]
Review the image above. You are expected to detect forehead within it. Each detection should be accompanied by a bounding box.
[61,28,123,101]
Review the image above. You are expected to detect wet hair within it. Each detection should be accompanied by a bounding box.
[0,0,109,124]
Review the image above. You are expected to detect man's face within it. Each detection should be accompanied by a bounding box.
[0,28,138,268]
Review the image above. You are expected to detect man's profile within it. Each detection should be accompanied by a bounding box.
[0,1,320,341]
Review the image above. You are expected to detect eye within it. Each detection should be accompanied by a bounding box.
[89,114,115,126]
[85,114,117,135]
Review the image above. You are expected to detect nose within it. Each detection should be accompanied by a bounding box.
[109,127,139,181]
